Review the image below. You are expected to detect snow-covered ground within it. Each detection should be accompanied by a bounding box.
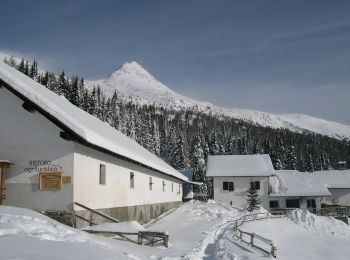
[1,203,350,259]
[240,209,350,260]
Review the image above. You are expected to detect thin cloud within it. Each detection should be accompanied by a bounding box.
[204,19,350,58]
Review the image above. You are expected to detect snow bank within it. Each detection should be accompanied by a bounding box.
[0,206,104,244]
[0,206,146,260]
[287,209,350,237]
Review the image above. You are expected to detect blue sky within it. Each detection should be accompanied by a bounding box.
[1,0,350,124]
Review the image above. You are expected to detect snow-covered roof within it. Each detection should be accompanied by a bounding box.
[269,170,350,197]
[0,61,187,181]
[206,154,275,177]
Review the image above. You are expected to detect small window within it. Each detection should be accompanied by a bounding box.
[307,199,316,209]
[269,200,279,209]
[223,181,234,191]
[163,180,166,192]
[286,199,300,208]
[130,172,134,188]
[172,182,174,192]
[99,164,106,185]
[149,177,153,190]
[250,181,260,190]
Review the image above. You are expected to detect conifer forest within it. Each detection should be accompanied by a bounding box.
[4,57,350,187]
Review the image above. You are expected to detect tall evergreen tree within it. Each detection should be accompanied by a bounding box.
[191,135,206,182]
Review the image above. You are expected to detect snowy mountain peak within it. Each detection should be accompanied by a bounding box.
[85,62,350,140]
[107,61,156,84]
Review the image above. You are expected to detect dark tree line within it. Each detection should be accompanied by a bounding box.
[4,57,350,186]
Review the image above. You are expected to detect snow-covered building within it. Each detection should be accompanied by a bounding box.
[207,154,350,211]
[269,170,350,209]
[206,154,275,208]
[0,61,187,226]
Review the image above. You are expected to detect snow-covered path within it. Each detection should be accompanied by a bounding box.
[2,203,350,259]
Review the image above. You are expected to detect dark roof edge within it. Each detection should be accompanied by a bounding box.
[0,79,185,182]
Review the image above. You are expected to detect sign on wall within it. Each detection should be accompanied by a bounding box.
[39,172,63,191]
[62,176,72,185]
[24,160,63,174]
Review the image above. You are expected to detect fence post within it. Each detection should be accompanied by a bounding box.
[250,233,254,246]
[271,244,277,258]
[89,211,93,226]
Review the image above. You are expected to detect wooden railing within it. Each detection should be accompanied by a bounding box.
[73,202,119,227]
[233,212,285,258]
[270,207,350,217]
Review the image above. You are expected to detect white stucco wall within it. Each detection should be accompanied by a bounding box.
[212,176,269,208]
[325,189,350,206]
[0,87,74,211]
[73,144,183,210]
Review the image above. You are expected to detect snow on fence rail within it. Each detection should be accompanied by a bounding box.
[270,207,350,217]
[232,212,285,258]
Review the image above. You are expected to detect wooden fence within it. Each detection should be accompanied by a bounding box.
[270,207,350,218]
[232,212,285,258]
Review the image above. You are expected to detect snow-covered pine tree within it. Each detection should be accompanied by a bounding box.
[247,185,260,212]
[17,59,25,73]
[24,60,29,76]
[69,76,80,107]
[150,118,161,156]
[191,135,206,182]
[170,134,189,170]
[322,153,333,170]
[58,71,68,97]
[209,134,220,155]
[306,154,315,172]
[286,145,298,170]
[29,60,38,80]
[238,137,248,155]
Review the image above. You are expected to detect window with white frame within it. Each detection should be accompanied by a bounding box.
[269,200,279,209]
[99,164,106,185]
[162,180,166,192]
[223,181,234,191]
[250,181,260,190]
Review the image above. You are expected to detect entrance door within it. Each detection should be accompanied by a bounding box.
[286,199,300,208]
[307,199,316,209]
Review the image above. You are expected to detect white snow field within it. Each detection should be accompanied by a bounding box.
[240,209,350,260]
[86,61,350,140]
[1,203,350,259]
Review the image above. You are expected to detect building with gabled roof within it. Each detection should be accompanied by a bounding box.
[207,154,350,211]
[206,154,275,207]
[269,170,350,209]
[0,61,187,226]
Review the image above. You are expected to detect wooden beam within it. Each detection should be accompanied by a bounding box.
[74,202,120,223]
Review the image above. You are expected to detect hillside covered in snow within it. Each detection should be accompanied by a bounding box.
[86,61,350,140]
